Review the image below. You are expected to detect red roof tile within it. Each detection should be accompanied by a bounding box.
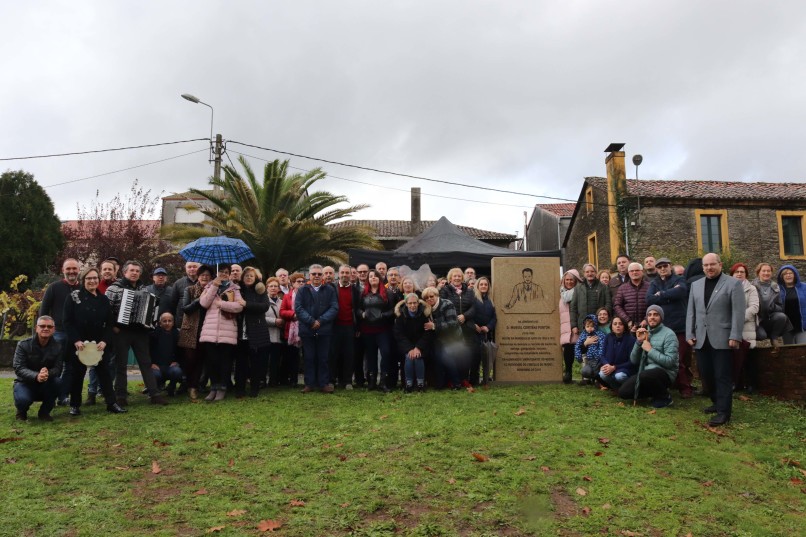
[537,203,576,217]
[328,220,515,240]
[586,177,806,200]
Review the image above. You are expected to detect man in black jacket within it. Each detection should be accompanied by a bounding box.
[106,260,168,406]
[13,316,63,421]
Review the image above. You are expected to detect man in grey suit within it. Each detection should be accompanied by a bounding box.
[686,252,745,426]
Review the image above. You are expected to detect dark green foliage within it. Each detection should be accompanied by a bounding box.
[0,170,64,286]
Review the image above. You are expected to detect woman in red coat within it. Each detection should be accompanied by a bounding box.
[279,272,305,387]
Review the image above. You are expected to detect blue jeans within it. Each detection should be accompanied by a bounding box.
[302,335,332,388]
[599,370,628,389]
[403,353,425,386]
[152,364,184,389]
[362,331,393,380]
[14,378,63,415]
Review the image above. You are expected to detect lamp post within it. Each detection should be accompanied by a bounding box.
[181,93,222,185]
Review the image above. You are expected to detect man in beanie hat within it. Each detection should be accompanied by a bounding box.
[618,305,679,408]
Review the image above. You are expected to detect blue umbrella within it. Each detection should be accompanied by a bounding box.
[179,236,255,265]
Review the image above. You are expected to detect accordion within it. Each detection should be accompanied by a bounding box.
[117,289,158,329]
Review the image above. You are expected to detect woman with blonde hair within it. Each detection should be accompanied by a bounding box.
[440,267,480,386]
[234,266,270,397]
[473,276,496,384]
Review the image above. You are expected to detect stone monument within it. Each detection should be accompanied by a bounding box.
[491,257,561,383]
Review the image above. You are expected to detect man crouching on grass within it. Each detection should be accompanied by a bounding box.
[13,316,63,421]
[618,305,679,408]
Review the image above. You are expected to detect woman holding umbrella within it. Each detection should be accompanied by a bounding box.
[199,265,243,402]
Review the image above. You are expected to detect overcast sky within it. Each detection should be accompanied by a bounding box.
[2,1,805,238]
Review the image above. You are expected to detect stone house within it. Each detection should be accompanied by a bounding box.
[563,147,806,274]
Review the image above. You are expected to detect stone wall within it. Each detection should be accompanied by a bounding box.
[757,345,806,403]
[565,185,612,272]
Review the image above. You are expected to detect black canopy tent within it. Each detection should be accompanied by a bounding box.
[348,216,560,277]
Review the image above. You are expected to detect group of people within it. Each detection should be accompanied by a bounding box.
[560,252,805,426]
[14,250,804,427]
[13,258,497,421]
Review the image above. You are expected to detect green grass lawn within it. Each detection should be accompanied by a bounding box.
[1,378,804,537]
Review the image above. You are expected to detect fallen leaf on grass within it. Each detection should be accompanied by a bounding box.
[379,415,388,420]
[598,437,610,445]
[800,468,806,478]
[195,488,208,495]
[790,478,804,485]
[583,476,592,482]
[472,452,489,462]
[601,503,611,510]
[782,458,802,467]
[0,437,23,444]
[213,442,225,449]
[466,386,476,393]
[514,407,526,416]
[620,531,640,537]
[540,466,550,473]
[340,502,351,508]
[424,466,435,473]
[206,526,225,533]
[114,466,130,471]
[577,451,586,457]
[447,478,456,484]
[289,499,306,507]
[111,443,122,448]
[581,506,591,515]
[151,460,162,474]
[228,458,234,467]
[338,454,348,461]
[356,453,368,458]
[576,487,587,496]
[335,443,343,448]
[153,439,170,447]
[617,402,625,407]
[6,458,18,464]
[685,533,693,537]
[524,455,536,461]
[738,395,751,401]
[257,519,283,532]
[647,409,657,415]
[227,509,247,517]
[594,451,604,457]
[701,480,714,487]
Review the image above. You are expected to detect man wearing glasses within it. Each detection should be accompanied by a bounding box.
[294,264,339,393]
[13,316,63,421]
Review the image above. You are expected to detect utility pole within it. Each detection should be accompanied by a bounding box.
[213,133,222,186]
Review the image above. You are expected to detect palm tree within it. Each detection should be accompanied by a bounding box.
[162,157,380,272]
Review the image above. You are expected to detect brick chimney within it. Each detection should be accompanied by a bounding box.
[605,144,626,265]
[410,187,421,236]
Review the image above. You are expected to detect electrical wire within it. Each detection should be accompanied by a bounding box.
[227,149,535,210]
[43,148,209,189]
[228,140,580,205]
[0,138,210,162]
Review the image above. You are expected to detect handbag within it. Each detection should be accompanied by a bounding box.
[481,336,498,382]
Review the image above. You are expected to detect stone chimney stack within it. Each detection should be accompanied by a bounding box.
[410,187,421,236]
[605,143,627,265]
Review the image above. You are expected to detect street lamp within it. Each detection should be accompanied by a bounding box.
[181,93,221,184]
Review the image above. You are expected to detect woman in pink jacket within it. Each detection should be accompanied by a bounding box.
[559,269,582,384]
[199,266,243,402]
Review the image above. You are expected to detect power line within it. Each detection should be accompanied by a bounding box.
[228,149,535,210]
[228,140,580,204]
[43,148,209,189]
[0,138,210,162]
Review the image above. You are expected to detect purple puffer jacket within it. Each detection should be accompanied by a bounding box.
[199,283,243,345]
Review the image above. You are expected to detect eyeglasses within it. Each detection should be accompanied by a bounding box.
[37,325,55,329]
[85,276,100,280]
[309,272,322,276]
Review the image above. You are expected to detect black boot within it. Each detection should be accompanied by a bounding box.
[107,403,128,414]
[563,355,574,384]
[367,374,377,391]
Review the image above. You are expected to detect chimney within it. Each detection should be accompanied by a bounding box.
[410,187,421,236]
[604,143,626,265]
